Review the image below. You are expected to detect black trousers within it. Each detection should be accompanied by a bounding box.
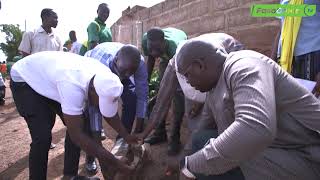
[148,59,185,138]
[10,81,81,179]
[292,50,320,81]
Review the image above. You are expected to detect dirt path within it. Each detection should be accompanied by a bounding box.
[0,81,189,180]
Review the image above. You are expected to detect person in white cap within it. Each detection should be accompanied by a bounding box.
[84,42,148,175]
[10,51,138,180]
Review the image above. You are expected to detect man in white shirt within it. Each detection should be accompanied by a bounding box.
[69,30,82,54]
[18,8,63,149]
[10,51,138,180]
[18,8,62,56]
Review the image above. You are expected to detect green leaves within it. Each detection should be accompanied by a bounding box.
[148,70,160,100]
[0,24,23,62]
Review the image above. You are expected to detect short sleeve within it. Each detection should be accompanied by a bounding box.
[19,32,32,54]
[57,81,86,115]
[87,22,100,43]
[56,36,63,51]
[166,39,178,60]
[103,28,113,42]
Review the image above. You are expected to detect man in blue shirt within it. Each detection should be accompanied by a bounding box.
[84,42,148,173]
[271,0,320,81]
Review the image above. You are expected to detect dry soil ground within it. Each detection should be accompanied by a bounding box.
[0,80,190,180]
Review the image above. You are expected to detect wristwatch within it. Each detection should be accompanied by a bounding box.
[180,156,196,179]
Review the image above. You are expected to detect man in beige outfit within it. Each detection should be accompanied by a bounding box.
[175,39,320,180]
[18,8,62,150]
[19,8,62,56]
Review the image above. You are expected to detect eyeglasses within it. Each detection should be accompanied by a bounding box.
[179,62,193,79]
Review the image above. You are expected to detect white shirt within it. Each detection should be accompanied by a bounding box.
[18,26,62,54]
[70,41,82,54]
[11,51,119,116]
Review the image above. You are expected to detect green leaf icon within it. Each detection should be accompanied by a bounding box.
[304,5,316,16]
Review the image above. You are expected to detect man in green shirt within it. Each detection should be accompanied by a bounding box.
[87,3,112,50]
[84,2,113,174]
[142,27,187,155]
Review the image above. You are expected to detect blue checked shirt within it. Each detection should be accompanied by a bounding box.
[85,42,148,118]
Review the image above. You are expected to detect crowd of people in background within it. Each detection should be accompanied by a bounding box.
[0,0,320,180]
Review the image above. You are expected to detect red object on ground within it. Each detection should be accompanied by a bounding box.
[0,63,7,74]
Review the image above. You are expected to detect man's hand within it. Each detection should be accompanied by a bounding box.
[132,117,144,134]
[165,159,179,176]
[133,132,145,144]
[124,134,140,145]
[179,171,196,180]
[135,118,158,142]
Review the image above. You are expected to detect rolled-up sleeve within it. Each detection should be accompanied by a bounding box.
[187,57,277,175]
[134,57,149,118]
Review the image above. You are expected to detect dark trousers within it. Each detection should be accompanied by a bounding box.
[10,81,80,179]
[0,84,5,102]
[150,59,185,139]
[292,50,320,81]
[154,90,185,139]
[120,78,137,134]
[191,129,245,180]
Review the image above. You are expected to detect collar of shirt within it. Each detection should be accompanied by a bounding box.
[95,17,106,26]
[36,26,54,37]
[109,60,118,75]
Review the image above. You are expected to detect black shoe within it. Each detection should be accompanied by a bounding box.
[100,129,106,140]
[72,175,100,180]
[85,156,98,175]
[50,143,56,149]
[167,139,181,156]
[144,133,167,145]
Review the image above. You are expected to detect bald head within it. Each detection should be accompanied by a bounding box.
[118,45,140,65]
[114,45,141,79]
[176,40,227,92]
[177,40,227,74]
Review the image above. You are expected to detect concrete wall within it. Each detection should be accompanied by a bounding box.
[111,0,280,56]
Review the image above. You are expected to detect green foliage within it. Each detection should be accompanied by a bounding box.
[148,70,160,99]
[0,24,23,62]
